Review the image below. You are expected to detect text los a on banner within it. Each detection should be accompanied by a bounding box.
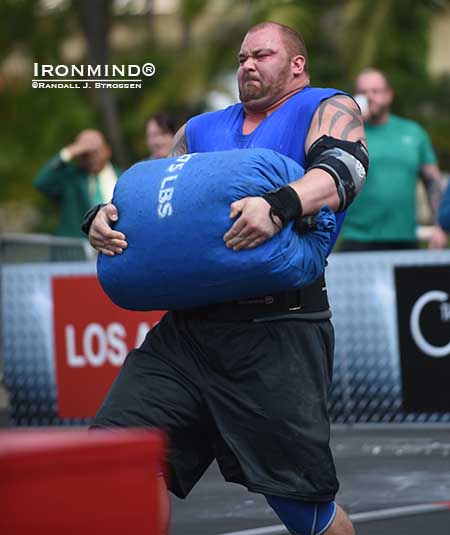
[52,275,165,419]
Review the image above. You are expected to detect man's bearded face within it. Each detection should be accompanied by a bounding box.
[237,28,294,110]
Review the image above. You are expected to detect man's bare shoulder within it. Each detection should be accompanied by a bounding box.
[307,94,367,150]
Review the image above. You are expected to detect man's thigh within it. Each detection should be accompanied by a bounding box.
[202,318,338,500]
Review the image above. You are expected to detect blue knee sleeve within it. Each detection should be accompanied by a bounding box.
[265,495,337,535]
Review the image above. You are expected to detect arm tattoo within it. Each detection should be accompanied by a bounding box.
[421,167,443,215]
[317,104,327,132]
[328,111,345,134]
[317,95,365,143]
[169,125,188,157]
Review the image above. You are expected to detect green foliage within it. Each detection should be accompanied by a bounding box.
[0,84,97,200]
[0,0,98,229]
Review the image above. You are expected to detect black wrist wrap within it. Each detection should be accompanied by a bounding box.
[263,186,303,226]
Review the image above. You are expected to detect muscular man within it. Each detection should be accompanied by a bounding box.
[85,23,368,535]
[341,68,447,251]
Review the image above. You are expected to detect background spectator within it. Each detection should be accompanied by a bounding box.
[34,129,120,238]
[340,68,447,251]
[145,112,177,159]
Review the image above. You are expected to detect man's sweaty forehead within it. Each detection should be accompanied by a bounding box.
[240,28,283,55]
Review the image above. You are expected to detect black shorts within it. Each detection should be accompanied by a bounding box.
[92,311,339,501]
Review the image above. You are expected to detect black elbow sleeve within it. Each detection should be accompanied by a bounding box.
[306,135,369,211]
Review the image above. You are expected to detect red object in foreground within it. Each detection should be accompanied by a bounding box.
[0,429,166,535]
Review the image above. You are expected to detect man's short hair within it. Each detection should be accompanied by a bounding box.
[247,21,309,73]
[146,112,177,135]
[356,68,392,89]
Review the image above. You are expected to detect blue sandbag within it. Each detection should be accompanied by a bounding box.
[97,149,335,310]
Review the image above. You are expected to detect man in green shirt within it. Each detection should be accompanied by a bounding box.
[341,68,447,250]
[34,129,120,238]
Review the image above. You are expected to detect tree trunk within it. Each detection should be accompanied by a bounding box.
[74,0,128,168]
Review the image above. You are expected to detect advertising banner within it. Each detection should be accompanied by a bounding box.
[395,265,450,412]
[3,253,450,425]
[52,275,165,418]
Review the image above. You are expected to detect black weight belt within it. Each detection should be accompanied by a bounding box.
[183,274,330,322]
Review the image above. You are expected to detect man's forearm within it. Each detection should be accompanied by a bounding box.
[421,164,443,219]
[289,168,340,215]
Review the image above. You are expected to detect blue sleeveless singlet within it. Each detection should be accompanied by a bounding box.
[186,86,347,251]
